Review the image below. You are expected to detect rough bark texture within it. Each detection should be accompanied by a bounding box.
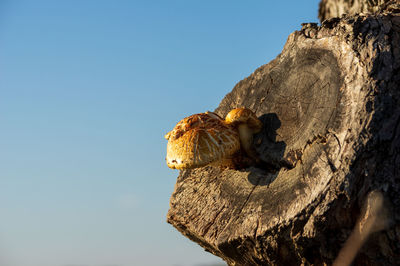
[319,0,400,22]
[167,7,400,266]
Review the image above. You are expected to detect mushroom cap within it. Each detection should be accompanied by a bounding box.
[224,107,263,133]
[165,111,240,169]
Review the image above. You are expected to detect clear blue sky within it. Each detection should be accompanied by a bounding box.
[0,1,320,265]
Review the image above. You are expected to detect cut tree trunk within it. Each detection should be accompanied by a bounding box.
[167,8,400,266]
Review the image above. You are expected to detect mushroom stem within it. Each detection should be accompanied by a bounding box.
[237,123,258,160]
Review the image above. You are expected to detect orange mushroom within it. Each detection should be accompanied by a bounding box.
[165,108,262,169]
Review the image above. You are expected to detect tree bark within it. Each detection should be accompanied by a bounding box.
[167,8,400,266]
[319,0,400,22]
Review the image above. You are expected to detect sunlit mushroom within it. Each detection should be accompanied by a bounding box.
[165,108,262,169]
[165,112,240,169]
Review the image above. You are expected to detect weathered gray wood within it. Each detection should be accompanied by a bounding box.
[167,10,400,266]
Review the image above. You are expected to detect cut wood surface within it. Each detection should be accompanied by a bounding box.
[167,5,400,266]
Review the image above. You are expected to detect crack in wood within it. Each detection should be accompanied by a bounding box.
[239,185,258,213]
[202,205,226,238]
[253,218,260,240]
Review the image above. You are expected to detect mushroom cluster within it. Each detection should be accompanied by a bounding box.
[164,108,262,170]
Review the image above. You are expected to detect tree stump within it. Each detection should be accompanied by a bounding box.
[167,5,400,266]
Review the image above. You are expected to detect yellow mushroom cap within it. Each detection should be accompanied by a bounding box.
[224,108,263,133]
[165,112,240,170]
